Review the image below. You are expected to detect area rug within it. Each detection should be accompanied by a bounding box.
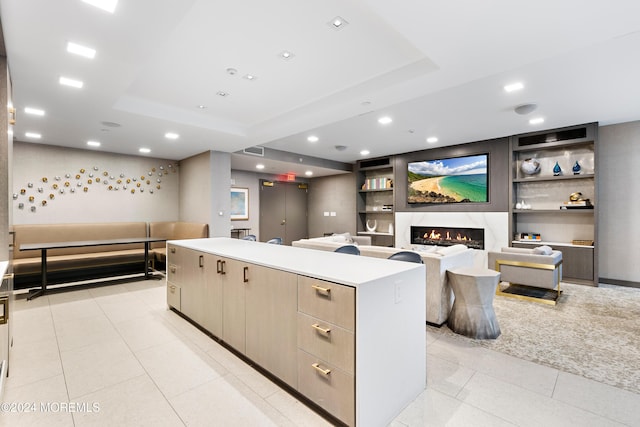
[428,282,640,394]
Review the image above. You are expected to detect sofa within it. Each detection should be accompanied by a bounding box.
[149,221,209,266]
[488,246,563,304]
[292,234,474,325]
[11,221,208,289]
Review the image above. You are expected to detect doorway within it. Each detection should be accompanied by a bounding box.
[259,180,308,245]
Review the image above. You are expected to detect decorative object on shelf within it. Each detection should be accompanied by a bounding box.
[561,192,593,209]
[572,239,594,246]
[382,204,393,211]
[366,219,377,232]
[553,161,562,176]
[572,161,581,175]
[516,200,531,210]
[520,158,540,175]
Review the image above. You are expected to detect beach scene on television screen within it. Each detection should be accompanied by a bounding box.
[408,154,488,204]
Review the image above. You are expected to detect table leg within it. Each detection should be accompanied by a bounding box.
[144,242,150,279]
[28,249,47,300]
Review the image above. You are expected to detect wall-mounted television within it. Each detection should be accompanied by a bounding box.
[407,154,488,204]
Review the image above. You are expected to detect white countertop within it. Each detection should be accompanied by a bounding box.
[168,238,424,287]
[0,261,8,279]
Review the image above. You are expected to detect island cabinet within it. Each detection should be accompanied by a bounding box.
[167,238,426,427]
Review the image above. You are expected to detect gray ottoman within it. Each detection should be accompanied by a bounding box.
[446,267,501,339]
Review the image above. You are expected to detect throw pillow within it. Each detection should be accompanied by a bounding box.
[331,232,354,243]
[435,244,468,256]
[533,245,553,255]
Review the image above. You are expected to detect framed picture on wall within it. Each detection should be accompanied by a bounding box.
[230,187,249,220]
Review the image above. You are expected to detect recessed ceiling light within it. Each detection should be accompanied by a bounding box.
[243,74,257,81]
[426,136,438,144]
[279,51,294,60]
[378,116,393,125]
[360,150,370,156]
[66,42,96,59]
[82,0,118,13]
[305,171,313,176]
[504,82,524,92]
[307,135,319,143]
[164,132,179,140]
[59,76,83,88]
[24,107,45,116]
[328,16,349,30]
[529,117,545,125]
[217,91,229,97]
[256,164,265,170]
[87,141,101,147]
[25,132,42,139]
[139,148,151,154]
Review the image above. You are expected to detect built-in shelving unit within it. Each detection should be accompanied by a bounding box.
[355,156,395,246]
[509,123,598,285]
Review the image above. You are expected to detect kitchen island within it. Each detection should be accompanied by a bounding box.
[166,237,425,426]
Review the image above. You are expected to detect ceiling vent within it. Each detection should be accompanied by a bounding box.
[243,146,264,157]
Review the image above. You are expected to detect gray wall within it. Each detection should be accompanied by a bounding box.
[12,142,179,224]
[598,120,640,285]
[307,173,356,238]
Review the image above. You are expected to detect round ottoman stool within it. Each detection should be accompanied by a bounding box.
[446,267,501,339]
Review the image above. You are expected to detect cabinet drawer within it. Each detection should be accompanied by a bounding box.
[297,313,354,375]
[167,282,181,310]
[297,276,355,331]
[297,349,354,427]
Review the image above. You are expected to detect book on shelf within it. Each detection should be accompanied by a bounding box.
[560,200,593,209]
[517,232,541,241]
[362,177,393,190]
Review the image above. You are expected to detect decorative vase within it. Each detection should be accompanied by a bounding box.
[553,161,562,176]
[520,158,541,175]
[366,219,377,232]
[572,161,581,175]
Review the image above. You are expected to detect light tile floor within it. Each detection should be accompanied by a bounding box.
[1,279,639,426]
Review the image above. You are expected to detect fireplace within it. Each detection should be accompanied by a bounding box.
[411,226,485,250]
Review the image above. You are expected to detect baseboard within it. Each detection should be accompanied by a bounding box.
[599,277,640,289]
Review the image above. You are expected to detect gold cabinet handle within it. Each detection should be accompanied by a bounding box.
[199,255,204,268]
[311,284,331,295]
[168,284,176,293]
[169,265,177,273]
[170,247,176,253]
[243,266,249,283]
[220,260,226,275]
[311,323,331,335]
[0,296,8,325]
[312,363,331,376]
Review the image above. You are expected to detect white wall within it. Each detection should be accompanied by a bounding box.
[12,142,179,224]
[396,212,509,268]
[598,120,640,284]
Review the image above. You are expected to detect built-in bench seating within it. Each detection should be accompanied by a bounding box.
[11,221,208,289]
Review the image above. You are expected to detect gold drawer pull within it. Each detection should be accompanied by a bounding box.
[169,265,177,273]
[311,284,331,295]
[170,247,176,254]
[168,284,176,293]
[311,323,331,335]
[312,363,331,376]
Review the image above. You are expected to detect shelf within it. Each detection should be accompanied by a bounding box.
[513,139,595,153]
[512,240,594,249]
[513,173,594,183]
[513,209,594,214]
[359,188,393,193]
[359,210,393,214]
[357,231,394,236]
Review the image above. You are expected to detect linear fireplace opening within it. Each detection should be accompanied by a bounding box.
[411,226,485,250]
